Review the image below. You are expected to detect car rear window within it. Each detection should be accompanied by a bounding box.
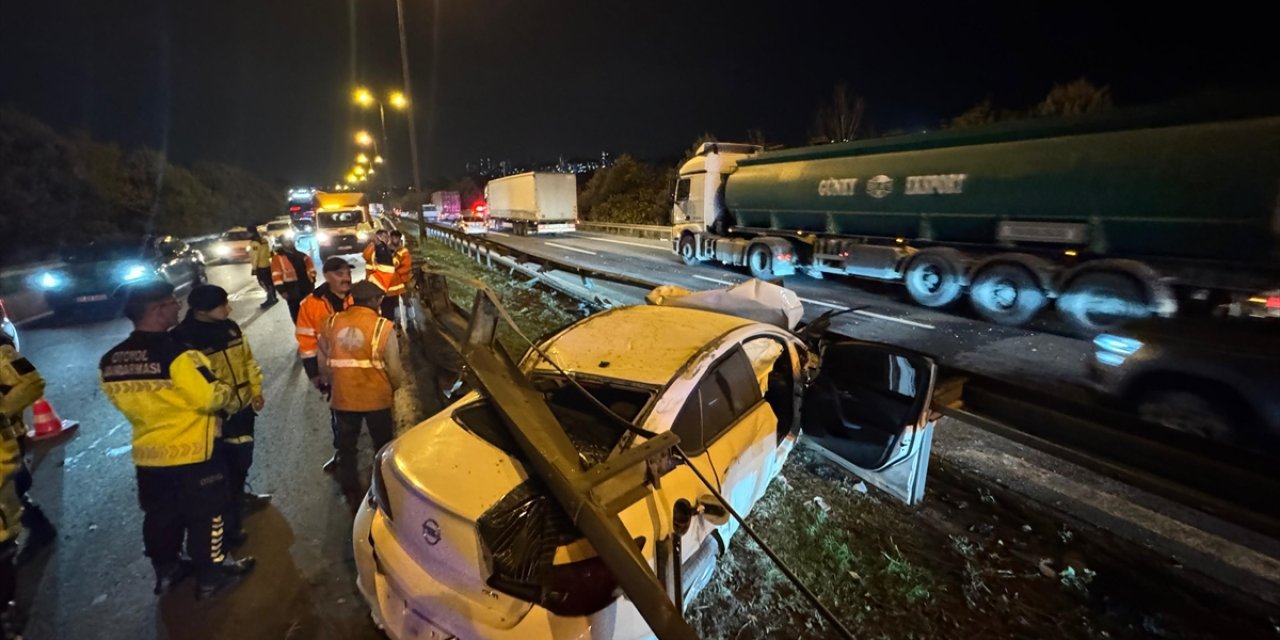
[224,231,253,241]
[453,376,651,465]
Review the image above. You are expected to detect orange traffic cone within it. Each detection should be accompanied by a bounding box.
[29,398,79,442]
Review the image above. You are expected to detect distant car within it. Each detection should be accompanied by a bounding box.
[262,220,294,247]
[32,236,207,317]
[1,298,17,351]
[1088,316,1280,447]
[206,227,255,263]
[315,208,374,258]
[353,300,938,640]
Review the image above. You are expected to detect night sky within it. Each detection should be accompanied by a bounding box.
[2,1,1274,187]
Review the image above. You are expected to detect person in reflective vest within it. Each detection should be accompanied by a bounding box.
[317,281,404,509]
[389,230,412,319]
[248,229,278,309]
[361,230,400,320]
[99,280,255,601]
[297,258,354,474]
[271,235,316,323]
[0,330,47,638]
[171,285,271,549]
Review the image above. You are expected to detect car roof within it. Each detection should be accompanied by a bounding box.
[529,305,759,386]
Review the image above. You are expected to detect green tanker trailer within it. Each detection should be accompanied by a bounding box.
[670,103,1280,331]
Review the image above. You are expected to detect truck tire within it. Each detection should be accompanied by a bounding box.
[903,251,965,308]
[678,234,701,266]
[748,244,773,279]
[969,263,1046,326]
[1058,271,1151,334]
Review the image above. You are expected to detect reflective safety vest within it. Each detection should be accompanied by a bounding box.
[271,251,316,287]
[250,240,273,269]
[320,306,393,412]
[362,243,403,296]
[0,337,43,541]
[296,285,350,358]
[100,331,234,467]
[171,316,263,417]
[392,246,412,296]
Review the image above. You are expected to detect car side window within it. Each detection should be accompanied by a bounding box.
[671,347,762,454]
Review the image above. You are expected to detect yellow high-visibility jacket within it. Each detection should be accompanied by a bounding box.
[171,316,264,416]
[100,331,234,467]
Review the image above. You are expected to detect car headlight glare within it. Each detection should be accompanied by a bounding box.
[317,232,332,245]
[214,245,231,256]
[36,271,66,290]
[121,264,149,282]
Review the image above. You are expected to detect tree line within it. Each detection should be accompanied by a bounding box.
[0,109,281,265]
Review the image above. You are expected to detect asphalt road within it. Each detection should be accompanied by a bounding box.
[16,249,385,639]
[421,225,1096,397]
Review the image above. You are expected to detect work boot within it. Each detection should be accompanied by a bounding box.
[153,560,193,595]
[239,492,273,514]
[321,454,338,474]
[194,556,256,601]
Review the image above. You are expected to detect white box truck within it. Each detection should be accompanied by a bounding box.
[485,172,577,235]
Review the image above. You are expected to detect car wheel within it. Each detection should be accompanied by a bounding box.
[968,263,1046,326]
[678,234,701,266]
[1136,387,1248,445]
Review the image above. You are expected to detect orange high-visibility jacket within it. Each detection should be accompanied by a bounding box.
[318,305,403,411]
[271,251,316,287]
[392,246,412,296]
[362,242,403,296]
[296,286,350,358]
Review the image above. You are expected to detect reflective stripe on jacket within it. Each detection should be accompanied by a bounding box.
[100,331,234,467]
[362,243,400,295]
[271,251,316,287]
[296,285,350,358]
[318,306,400,412]
[390,246,412,296]
[171,316,264,415]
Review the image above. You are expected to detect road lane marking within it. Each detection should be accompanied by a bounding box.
[583,236,668,251]
[692,275,736,285]
[545,242,598,256]
[489,231,511,237]
[852,309,935,330]
[797,296,847,310]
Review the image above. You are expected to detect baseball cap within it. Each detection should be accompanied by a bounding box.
[187,284,229,311]
[322,256,354,273]
[350,280,384,303]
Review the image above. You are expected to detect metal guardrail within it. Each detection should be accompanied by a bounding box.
[404,217,1280,539]
[576,221,672,240]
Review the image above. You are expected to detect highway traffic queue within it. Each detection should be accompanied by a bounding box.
[0,222,412,639]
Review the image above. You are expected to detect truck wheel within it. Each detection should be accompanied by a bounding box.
[678,234,701,266]
[748,245,773,279]
[1058,272,1151,334]
[969,263,1046,326]
[903,251,964,308]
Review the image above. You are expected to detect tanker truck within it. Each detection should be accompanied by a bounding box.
[671,103,1280,332]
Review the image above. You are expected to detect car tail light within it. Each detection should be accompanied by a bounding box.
[369,447,394,520]
[290,205,302,212]
[540,537,646,617]
[1268,296,1280,310]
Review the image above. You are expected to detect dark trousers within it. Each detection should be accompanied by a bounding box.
[217,408,256,535]
[136,458,229,581]
[332,409,393,491]
[379,296,399,321]
[255,268,277,302]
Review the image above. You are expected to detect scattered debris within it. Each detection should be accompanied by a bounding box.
[1059,566,1096,593]
[812,496,831,514]
[1059,525,1075,544]
[852,481,868,494]
[1020,524,1033,533]
[979,488,996,505]
[92,594,107,606]
[1037,558,1057,578]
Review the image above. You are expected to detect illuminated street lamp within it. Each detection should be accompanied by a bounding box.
[356,153,369,164]
[374,155,384,164]
[354,130,374,147]
[389,90,408,110]
[353,87,375,108]
[353,165,366,176]
[345,173,358,184]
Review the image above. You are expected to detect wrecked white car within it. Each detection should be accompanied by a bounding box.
[353,279,937,639]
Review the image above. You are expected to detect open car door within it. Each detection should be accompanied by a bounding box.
[801,340,937,505]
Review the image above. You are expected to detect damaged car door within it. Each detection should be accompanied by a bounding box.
[800,341,938,505]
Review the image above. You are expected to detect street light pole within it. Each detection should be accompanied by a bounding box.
[393,0,426,240]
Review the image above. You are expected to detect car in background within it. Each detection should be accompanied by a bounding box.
[32,235,206,317]
[260,219,294,247]
[1,298,17,351]
[206,227,255,263]
[1088,315,1280,448]
[456,202,489,235]
[353,295,938,639]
